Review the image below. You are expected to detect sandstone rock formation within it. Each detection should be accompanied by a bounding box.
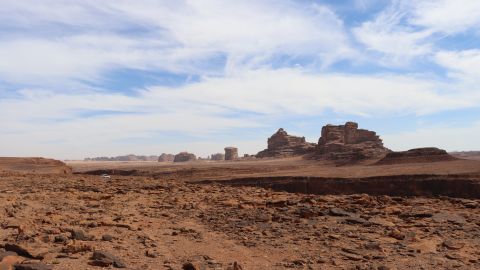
[224,147,238,160]
[210,153,225,161]
[158,153,175,162]
[315,122,388,162]
[376,147,456,165]
[0,157,72,174]
[256,128,316,158]
[174,152,196,162]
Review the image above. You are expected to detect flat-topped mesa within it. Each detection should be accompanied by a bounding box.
[0,157,72,174]
[376,147,457,165]
[173,152,196,162]
[256,128,316,158]
[316,122,389,162]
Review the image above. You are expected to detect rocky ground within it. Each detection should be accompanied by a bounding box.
[1,171,480,270]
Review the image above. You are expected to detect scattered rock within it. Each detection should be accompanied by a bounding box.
[145,249,159,258]
[342,252,363,261]
[226,262,243,270]
[182,262,198,270]
[13,263,53,270]
[432,213,466,225]
[90,251,126,268]
[345,217,367,224]
[329,208,353,217]
[69,229,93,241]
[0,253,22,269]
[0,252,17,261]
[4,244,48,260]
[445,253,463,261]
[368,217,395,227]
[388,229,405,240]
[364,241,382,251]
[53,235,67,243]
[101,234,114,241]
[295,206,316,218]
[61,243,93,254]
[442,240,465,250]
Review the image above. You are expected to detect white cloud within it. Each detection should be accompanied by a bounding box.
[0,35,202,83]
[1,1,480,158]
[353,1,433,65]
[1,68,477,158]
[0,0,354,84]
[384,121,480,151]
[353,0,480,64]
[435,50,480,77]
[408,0,480,34]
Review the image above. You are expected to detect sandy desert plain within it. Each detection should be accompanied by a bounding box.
[2,126,480,270]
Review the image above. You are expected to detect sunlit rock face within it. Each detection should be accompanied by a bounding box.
[256,128,316,158]
[315,122,389,162]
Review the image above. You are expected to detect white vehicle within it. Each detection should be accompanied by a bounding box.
[100,173,111,179]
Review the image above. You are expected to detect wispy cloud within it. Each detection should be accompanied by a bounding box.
[353,0,480,65]
[408,0,480,34]
[1,0,480,158]
[1,68,478,158]
[0,0,354,86]
[435,50,480,77]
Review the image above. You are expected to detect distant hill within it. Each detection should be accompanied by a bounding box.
[0,157,72,174]
[84,154,158,161]
[450,151,480,160]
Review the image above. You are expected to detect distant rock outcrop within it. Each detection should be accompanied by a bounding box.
[0,157,72,174]
[315,122,389,162]
[224,147,238,160]
[85,155,158,161]
[256,128,316,158]
[158,153,175,162]
[210,153,225,161]
[376,147,456,165]
[450,151,480,160]
[173,152,196,162]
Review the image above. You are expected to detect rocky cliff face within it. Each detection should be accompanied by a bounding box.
[173,152,196,162]
[256,128,316,158]
[315,122,388,162]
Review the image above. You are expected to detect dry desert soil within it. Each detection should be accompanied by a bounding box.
[1,157,480,269]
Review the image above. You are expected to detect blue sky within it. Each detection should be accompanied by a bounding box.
[1,0,480,159]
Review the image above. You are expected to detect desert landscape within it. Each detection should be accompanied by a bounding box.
[1,122,480,270]
[2,2,480,269]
